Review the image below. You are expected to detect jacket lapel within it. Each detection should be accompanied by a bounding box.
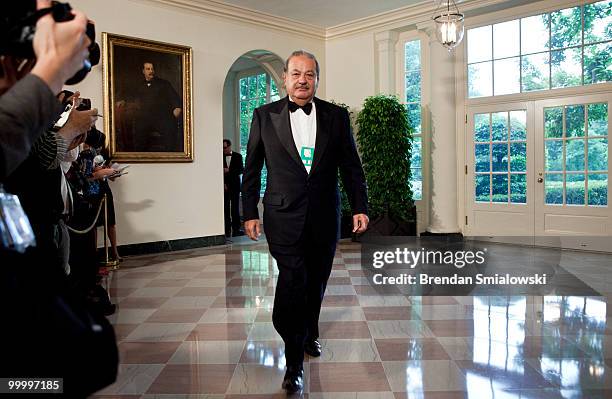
[270,98,307,174]
[310,97,330,176]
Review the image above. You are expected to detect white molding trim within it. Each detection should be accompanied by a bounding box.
[326,0,511,40]
[139,0,326,40]
[142,0,515,41]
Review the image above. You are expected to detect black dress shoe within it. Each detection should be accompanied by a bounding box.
[282,365,304,393]
[304,339,321,357]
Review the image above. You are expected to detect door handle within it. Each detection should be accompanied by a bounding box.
[537,177,543,183]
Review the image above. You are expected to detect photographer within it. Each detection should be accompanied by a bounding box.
[0,0,91,180]
[1,2,118,396]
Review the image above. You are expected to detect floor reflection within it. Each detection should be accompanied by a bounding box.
[96,241,612,397]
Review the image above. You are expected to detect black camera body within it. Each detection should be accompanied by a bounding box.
[0,1,100,85]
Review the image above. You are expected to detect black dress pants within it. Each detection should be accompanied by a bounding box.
[224,189,241,236]
[269,220,336,367]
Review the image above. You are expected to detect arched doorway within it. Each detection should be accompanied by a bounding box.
[222,50,285,230]
[223,50,285,165]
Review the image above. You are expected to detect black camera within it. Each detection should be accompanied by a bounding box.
[0,1,100,85]
[76,98,92,112]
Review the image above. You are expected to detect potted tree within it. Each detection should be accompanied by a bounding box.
[356,95,416,235]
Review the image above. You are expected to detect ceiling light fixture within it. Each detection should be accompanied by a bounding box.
[432,0,465,51]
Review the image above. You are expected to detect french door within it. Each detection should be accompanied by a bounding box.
[466,93,611,251]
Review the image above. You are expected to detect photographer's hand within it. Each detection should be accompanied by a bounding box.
[31,0,91,94]
[59,108,98,143]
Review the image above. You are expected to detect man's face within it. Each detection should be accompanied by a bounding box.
[283,55,318,104]
[142,63,155,81]
[223,142,231,155]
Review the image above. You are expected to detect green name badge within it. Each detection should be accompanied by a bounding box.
[300,146,314,166]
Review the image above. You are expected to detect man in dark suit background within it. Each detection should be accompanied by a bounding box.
[223,139,244,237]
[242,50,368,393]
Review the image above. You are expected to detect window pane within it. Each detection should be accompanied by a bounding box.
[256,73,266,97]
[492,112,508,141]
[468,25,492,63]
[510,110,527,141]
[240,78,248,100]
[521,14,549,54]
[551,47,582,88]
[588,138,608,171]
[405,40,421,71]
[494,57,520,95]
[584,0,612,44]
[510,143,527,172]
[271,78,279,96]
[493,20,520,59]
[550,6,582,49]
[545,140,563,171]
[588,103,608,136]
[545,107,563,138]
[405,71,421,103]
[545,173,564,204]
[588,173,608,205]
[406,103,421,135]
[584,42,612,85]
[566,139,585,171]
[468,62,493,98]
[475,144,490,172]
[492,174,508,203]
[411,136,422,169]
[474,113,490,142]
[511,174,527,204]
[492,144,508,172]
[411,167,422,200]
[565,104,585,137]
[566,173,586,205]
[475,175,490,202]
[521,52,550,92]
[248,75,257,98]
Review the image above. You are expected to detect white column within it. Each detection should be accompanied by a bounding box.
[421,24,460,233]
[375,30,399,94]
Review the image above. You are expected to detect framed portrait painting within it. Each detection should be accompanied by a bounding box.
[102,33,193,162]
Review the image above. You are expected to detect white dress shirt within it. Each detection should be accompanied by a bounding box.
[289,97,317,173]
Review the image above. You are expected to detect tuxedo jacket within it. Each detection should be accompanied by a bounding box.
[223,151,243,192]
[242,96,367,248]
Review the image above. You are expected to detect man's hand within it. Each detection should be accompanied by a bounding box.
[244,219,261,241]
[352,213,369,234]
[173,107,182,119]
[31,0,91,94]
[59,107,98,143]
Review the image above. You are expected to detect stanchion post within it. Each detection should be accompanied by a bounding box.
[103,194,109,263]
[100,193,119,270]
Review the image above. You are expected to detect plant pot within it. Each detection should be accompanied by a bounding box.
[364,206,417,237]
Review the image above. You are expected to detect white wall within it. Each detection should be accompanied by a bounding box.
[69,0,325,245]
[325,32,376,109]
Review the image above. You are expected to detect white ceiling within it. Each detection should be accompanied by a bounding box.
[214,0,428,28]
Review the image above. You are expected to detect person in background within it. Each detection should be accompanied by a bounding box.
[223,138,244,237]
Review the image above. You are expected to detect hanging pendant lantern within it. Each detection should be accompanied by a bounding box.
[432,0,465,51]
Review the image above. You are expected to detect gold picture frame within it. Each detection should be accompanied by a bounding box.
[102,33,193,162]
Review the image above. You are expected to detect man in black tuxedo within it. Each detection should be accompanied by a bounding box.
[223,139,244,237]
[242,50,368,393]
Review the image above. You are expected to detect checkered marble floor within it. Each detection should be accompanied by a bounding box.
[92,240,612,398]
